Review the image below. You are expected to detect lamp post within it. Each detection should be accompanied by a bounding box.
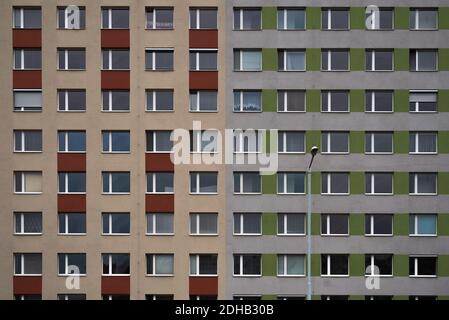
[307,146,319,300]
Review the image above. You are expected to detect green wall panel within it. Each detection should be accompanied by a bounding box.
[394,90,409,112]
[261,295,277,300]
[306,49,321,71]
[437,214,449,236]
[306,90,321,112]
[262,254,277,276]
[438,296,449,300]
[394,48,409,71]
[349,295,364,300]
[394,131,409,154]
[311,254,321,276]
[311,212,320,235]
[350,172,364,195]
[306,130,321,151]
[393,214,409,236]
[438,90,449,112]
[394,7,410,30]
[262,89,277,112]
[350,131,365,153]
[350,7,365,30]
[437,255,449,277]
[349,254,365,276]
[262,48,278,71]
[350,90,365,112]
[393,296,409,300]
[439,8,449,29]
[306,7,321,29]
[349,213,365,236]
[262,7,277,30]
[438,173,449,194]
[438,131,449,153]
[394,172,409,194]
[262,174,277,194]
[393,255,409,276]
[262,213,277,235]
[350,48,365,71]
[439,49,449,71]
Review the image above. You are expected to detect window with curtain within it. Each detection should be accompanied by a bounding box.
[409,132,437,153]
[409,214,437,235]
[277,255,305,276]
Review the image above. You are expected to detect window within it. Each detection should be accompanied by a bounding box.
[190,255,218,276]
[58,213,86,235]
[321,254,349,276]
[190,49,217,71]
[13,7,41,29]
[321,172,349,195]
[147,254,174,276]
[102,213,130,235]
[321,132,349,153]
[102,131,130,153]
[409,296,437,301]
[278,131,305,153]
[322,8,349,30]
[146,131,172,152]
[234,172,261,194]
[365,132,393,154]
[365,254,393,276]
[409,173,437,195]
[102,295,129,300]
[145,49,174,71]
[58,172,86,193]
[366,8,393,30]
[57,48,86,70]
[233,90,261,112]
[278,213,305,235]
[13,90,42,112]
[190,91,218,112]
[102,172,130,194]
[57,294,86,300]
[101,8,129,29]
[321,50,349,71]
[192,130,219,152]
[146,295,174,300]
[233,254,261,276]
[233,129,261,153]
[278,90,305,112]
[190,172,218,194]
[409,214,437,236]
[277,172,305,194]
[57,6,86,29]
[321,214,349,236]
[146,90,173,112]
[102,90,130,112]
[233,8,261,30]
[409,91,437,112]
[366,50,393,71]
[410,50,437,71]
[14,130,42,152]
[14,171,42,193]
[190,213,218,235]
[365,214,393,236]
[102,49,129,70]
[146,213,174,235]
[365,90,393,112]
[410,9,438,30]
[58,131,86,152]
[14,212,42,234]
[147,172,174,194]
[146,7,173,29]
[58,90,86,111]
[409,132,437,154]
[234,49,261,71]
[190,8,217,29]
[278,255,305,276]
[409,256,437,277]
[58,253,86,275]
[278,50,305,71]
[365,173,393,195]
[233,213,261,235]
[13,49,41,70]
[14,253,41,275]
[278,8,305,30]
[102,254,130,275]
[321,91,349,112]
[233,296,262,301]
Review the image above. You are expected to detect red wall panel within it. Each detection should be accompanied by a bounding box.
[58,194,86,212]
[13,70,41,89]
[12,29,41,48]
[189,277,218,295]
[101,30,130,48]
[58,153,86,172]
[101,71,130,89]
[189,71,218,90]
[189,30,218,48]
[101,276,130,294]
[145,194,174,212]
[13,276,42,295]
[145,153,174,172]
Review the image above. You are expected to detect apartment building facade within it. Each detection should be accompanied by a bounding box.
[0,0,449,300]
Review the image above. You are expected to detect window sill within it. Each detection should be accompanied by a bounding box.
[278,152,306,155]
[58,274,86,277]
[320,111,350,113]
[364,234,393,237]
[321,234,349,237]
[233,233,262,236]
[365,111,394,114]
[320,275,350,278]
[145,151,173,154]
[57,69,86,71]
[101,28,130,30]
[146,233,174,236]
[189,28,218,31]
[101,151,131,154]
[190,274,218,277]
[277,110,306,113]
[189,110,219,113]
[189,193,219,195]
[146,192,174,195]
[234,69,262,72]
[277,233,306,237]
[321,152,350,155]
[278,28,306,31]
[101,274,131,276]
[277,275,305,278]
[277,193,306,195]
[13,151,42,153]
[146,28,174,31]
[233,275,262,278]
[364,274,393,278]
[146,274,174,277]
[365,70,394,72]
[13,233,42,236]
[14,274,42,276]
[409,152,438,155]
[13,68,42,71]
[410,70,438,73]
[101,69,130,71]
[320,193,350,196]
[232,110,262,113]
[101,110,131,113]
[320,70,350,72]
[409,275,437,278]
[409,234,437,237]
[58,233,86,236]
[58,192,86,195]
[145,110,174,113]
[57,110,86,113]
[14,192,42,195]
[409,28,438,31]
[233,192,262,195]
[189,233,218,237]
[102,233,130,236]
[365,152,393,155]
[102,193,131,195]
[145,69,174,72]
[58,151,87,154]
[409,193,437,196]
[365,193,394,196]
[278,70,306,72]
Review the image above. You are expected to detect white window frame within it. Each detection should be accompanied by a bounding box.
[189,8,217,30]
[58,254,86,276]
[233,255,261,277]
[278,131,305,154]
[102,172,130,195]
[411,9,438,31]
[321,214,349,236]
[409,214,437,237]
[189,172,218,195]
[189,213,218,236]
[146,213,174,236]
[365,132,393,154]
[13,7,41,29]
[277,90,306,113]
[234,90,262,112]
[365,255,393,277]
[102,131,130,154]
[365,173,394,195]
[321,132,349,154]
[191,130,219,154]
[322,50,349,71]
[13,49,41,70]
[146,90,173,112]
[57,90,86,112]
[146,7,174,30]
[102,213,130,236]
[366,49,393,71]
[409,256,437,278]
[277,213,305,236]
[146,173,174,194]
[14,253,42,276]
[58,131,86,153]
[322,9,349,30]
[409,173,437,195]
[411,50,438,72]
[321,255,349,277]
[102,8,128,29]
[145,48,174,71]
[366,8,394,30]
[321,173,349,195]
[101,90,129,112]
[277,8,306,30]
[58,172,85,194]
[409,132,438,154]
[234,173,261,195]
[14,130,42,153]
[409,90,438,113]
[277,254,305,277]
[189,255,218,276]
[365,214,393,237]
[14,171,42,194]
[57,49,85,71]
[190,49,218,71]
[321,91,349,112]
[234,8,261,31]
[147,254,174,276]
[146,131,173,153]
[279,50,305,71]
[14,212,42,235]
[102,254,130,276]
[233,130,261,154]
[233,213,261,236]
[102,49,129,71]
[13,89,42,112]
[235,49,262,71]
[365,91,394,113]
[277,173,305,195]
[58,213,86,235]
[189,91,218,112]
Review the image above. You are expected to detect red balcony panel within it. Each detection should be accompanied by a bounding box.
[58,194,86,212]
[145,153,174,172]
[13,29,41,48]
[189,71,218,90]
[13,70,41,89]
[101,276,130,294]
[189,277,218,295]
[58,153,86,172]
[101,71,130,89]
[13,276,42,295]
[101,30,130,48]
[145,194,174,213]
[189,30,218,48]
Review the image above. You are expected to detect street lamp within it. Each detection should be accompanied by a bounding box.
[307,146,318,300]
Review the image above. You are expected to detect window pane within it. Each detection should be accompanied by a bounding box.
[67,50,85,69]
[331,10,348,29]
[287,10,305,29]
[331,51,348,70]
[155,51,173,70]
[111,132,130,152]
[329,215,348,234]
[111,173,130,192]
[199,173,217,193]
[241,51,261,70]
[111,213,130,233]
[23,213,42,233]
[198,52,217,70]
[23,9,42,28]
[417,174,436,193]
[417,215,437,235]
[242,10,261,30]
[243,214,261,233]
[111,9,129,28]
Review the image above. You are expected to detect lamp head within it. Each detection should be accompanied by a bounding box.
[310,146,319,157]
